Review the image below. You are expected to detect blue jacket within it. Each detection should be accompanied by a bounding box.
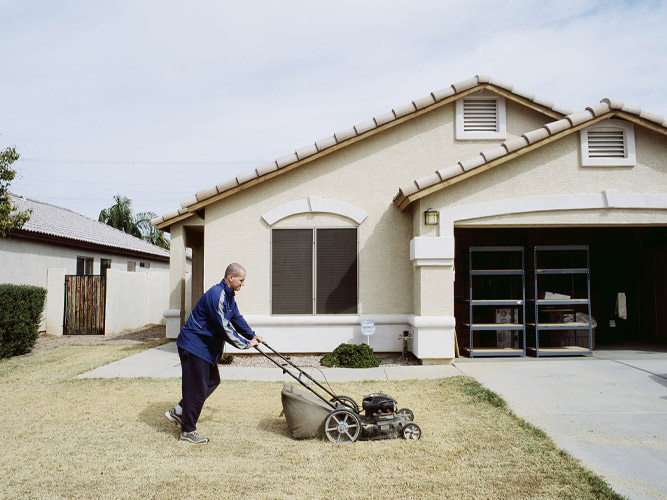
[177,279,255,364]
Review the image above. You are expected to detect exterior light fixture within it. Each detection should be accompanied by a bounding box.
[424,208,439,225]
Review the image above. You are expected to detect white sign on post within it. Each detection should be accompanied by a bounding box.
[361,319,375,346]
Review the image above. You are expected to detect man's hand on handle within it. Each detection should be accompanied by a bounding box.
[249,336,264,348]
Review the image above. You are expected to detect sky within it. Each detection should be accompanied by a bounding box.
[2,0,666,221]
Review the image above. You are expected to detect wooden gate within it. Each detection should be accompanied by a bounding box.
[64,275,106,335]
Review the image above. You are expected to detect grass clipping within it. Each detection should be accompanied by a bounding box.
[0,345,621,500]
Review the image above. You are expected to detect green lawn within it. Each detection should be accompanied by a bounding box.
[0,344,622,499]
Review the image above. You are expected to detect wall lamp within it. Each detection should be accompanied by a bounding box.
[424,208,439,225]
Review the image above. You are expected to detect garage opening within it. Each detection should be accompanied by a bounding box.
[454,227,667,351]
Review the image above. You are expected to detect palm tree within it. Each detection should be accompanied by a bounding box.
[135,211,170,250]
[98,195,139,237]
[99,196,170,250]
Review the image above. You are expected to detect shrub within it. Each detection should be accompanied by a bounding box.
[218,353,234,365]
[320,342,380,368]
[0,284,47,358]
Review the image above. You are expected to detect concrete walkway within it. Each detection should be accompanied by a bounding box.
[79,342,667,500]
[77,341,461,381]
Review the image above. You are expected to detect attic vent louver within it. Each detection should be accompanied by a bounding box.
[587,129,625,157]
[456,95,506,140]
[463,99,498,132]
[580,119,635,167]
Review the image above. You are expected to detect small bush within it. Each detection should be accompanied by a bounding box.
[0,284,47,358]
[320,342,380,368]
[218,353,234,365]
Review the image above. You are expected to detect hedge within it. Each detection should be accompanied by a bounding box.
[0,284,47,359]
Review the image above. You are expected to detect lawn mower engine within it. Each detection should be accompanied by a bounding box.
[359,393,421,441]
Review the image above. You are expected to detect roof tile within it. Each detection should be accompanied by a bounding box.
[315,135,337,151]
[236,168,259,184]
[566,110,595,126]
[334,127,357,142]
[511,87,535,101]
[544,119,572,135]
[532,96,555,109]
[476,74,491,84]
[216,178,239,193]
[399,181,419,197]
[481,145,508,162]
[196,186,218,202]
[639,110,665,125]
[393,103,416,118]
[431,86,456,102]
[621,103,642,115]
[489,77,513,91]
[180,195,198,209]
[502,136,529,153]
[451,77,478,93]
[415,173,441,190]
[585,102,610,117]
[601,98,624,109]
[276,153,298,168]
[295,144,318,160]
[522,127,550,144]
[437,164,464,181]
[413,94,435,110]
[256,161,279,176]
[459,154,486,171]
[374,111,396,126]
[354,119,377,135]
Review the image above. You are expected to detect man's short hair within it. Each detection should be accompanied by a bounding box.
[225,263,246,278]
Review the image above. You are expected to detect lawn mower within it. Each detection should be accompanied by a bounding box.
[254,341,422,444]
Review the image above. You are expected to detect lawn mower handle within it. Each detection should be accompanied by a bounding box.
[253,341,344,410]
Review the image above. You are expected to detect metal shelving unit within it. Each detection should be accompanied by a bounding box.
[527,246,593,357]
[461,246,526,358]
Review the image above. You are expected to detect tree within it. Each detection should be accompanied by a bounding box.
[135,210,170,250]
[0,145,31,237]
[98,195,169,250]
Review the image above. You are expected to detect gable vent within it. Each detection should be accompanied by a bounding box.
[587,129,625,157]
[463,99,498,132]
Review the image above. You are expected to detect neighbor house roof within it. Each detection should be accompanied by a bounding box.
[393,98,667,210]
[153,74,573,229]
[9,194,170,260]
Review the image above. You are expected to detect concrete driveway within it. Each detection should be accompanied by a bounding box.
[453,346,667,500]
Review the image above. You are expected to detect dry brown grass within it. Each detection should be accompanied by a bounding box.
[0,345,622,500]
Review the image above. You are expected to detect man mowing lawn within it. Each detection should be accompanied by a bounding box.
[166,263,263,444]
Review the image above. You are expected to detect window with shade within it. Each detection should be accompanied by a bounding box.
[271,228,358,314]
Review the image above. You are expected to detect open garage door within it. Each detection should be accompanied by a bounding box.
[454,227,667,347]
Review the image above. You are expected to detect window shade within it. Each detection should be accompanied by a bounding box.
[272,229,313,314]
[316,229,357,314]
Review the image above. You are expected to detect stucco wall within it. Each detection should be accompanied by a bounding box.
[200,97,551,314]
[0,236,169,331]
[105,269,169,334]
[427,124,667,228]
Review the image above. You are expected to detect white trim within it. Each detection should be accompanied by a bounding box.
[438,189,667,237]
[262,195,368,225]
[410,236,455,266]
[580,119,636,167]
[456,95,506,140]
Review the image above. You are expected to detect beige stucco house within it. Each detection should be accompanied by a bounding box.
[153,75,667,362]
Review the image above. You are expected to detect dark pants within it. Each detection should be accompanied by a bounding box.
[178,347,220,433]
